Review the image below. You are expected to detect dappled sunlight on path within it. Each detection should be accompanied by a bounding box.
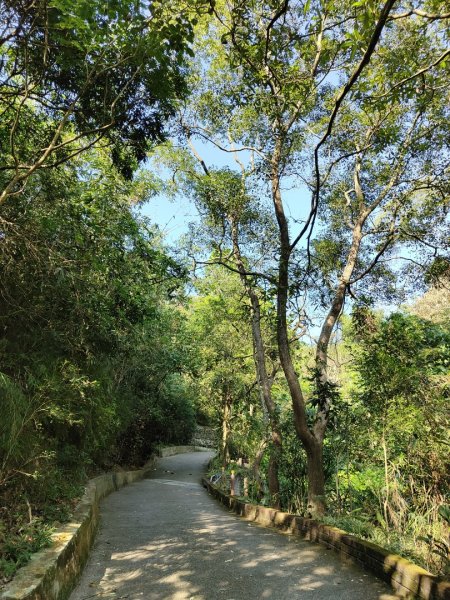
[70,452,393,600]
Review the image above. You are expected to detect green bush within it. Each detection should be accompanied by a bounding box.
[0,516,53,582]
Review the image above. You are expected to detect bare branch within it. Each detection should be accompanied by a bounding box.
[264,0,289,66]
[188,126,266,159]
[297,0,398,262]
[187,137,210,176]
[389,8,450,21]
[349,233,397,284]
[315,0,397,154]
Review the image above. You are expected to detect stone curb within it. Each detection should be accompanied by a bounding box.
[1,461,157,600]
[156,445,211,458]
[202,478,450,600]
[0,446,206,600]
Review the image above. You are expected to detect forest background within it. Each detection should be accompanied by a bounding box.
[0,0,448,584]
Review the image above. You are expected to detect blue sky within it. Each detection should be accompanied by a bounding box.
[140,140,312,246]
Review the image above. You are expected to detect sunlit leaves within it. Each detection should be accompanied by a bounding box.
[0,0,206,194]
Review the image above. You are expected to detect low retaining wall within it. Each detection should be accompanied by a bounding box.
[202,478,450,600]
[0,446,213,600]
[1,462,156,600]
[1,446,208,600]
[157,445,211,457]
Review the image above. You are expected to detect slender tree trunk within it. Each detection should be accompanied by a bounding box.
[221,388,231,468]
[250,296,282,508]
[230,219,282,508]
[269,135,373,516]
[188,141,284,506]
[309,191,369,513]
[268,428,282,508]
[252,438,267,501]
[269,146,326,515]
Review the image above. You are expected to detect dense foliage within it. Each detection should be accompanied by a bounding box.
[0,150,197,580]
[0,0,204,580]
[205,304,449,574]
[1,0,449,585]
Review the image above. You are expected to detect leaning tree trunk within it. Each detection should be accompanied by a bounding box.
[270,148,328,517]
[270,134,371,516]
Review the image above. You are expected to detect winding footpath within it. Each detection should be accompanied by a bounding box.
[70,451,394,600]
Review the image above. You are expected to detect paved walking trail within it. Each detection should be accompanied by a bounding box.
[70,451,394,600]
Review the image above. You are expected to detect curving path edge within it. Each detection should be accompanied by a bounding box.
[202,478,450,600]
[70,451,397,600]
[0,447,208,600]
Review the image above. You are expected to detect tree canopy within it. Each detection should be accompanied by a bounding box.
[152,0,450,517]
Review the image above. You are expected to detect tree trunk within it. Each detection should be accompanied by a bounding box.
[306,439,326,516]
[230,218,282,508]
[221,388,231,468]
[268,428,282,508]
[252,438,267,501]
[270,151,325,514]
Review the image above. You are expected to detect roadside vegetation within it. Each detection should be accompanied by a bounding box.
[1,0,449,584]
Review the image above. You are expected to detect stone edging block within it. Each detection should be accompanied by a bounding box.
[0,446,207,600]
[202,478,450,600]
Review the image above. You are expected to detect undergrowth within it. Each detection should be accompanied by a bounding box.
[0,450,162,584]
[322,511,449,578]
[207,458,449,578]
[0,469,85,585]
[0,517,53,582]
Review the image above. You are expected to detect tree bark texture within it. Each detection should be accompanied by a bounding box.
[306,439,326,517]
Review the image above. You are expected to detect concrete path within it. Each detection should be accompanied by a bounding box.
[70,452,394,600]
